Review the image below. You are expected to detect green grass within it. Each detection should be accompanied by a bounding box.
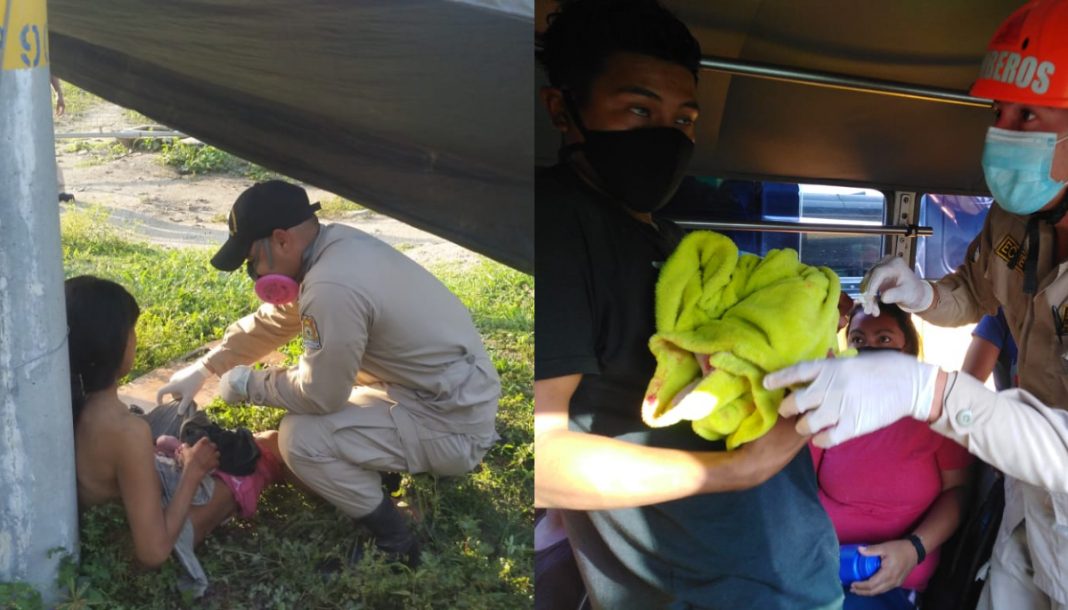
[53,208,533,608]
[63,139,131,166]
[159,140,241,176]
[318,195,366,219]
[159,140,283,181]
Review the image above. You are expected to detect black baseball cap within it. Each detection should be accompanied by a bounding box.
[211,181,321,271]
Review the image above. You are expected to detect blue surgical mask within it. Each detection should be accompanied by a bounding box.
[981,126,1068,215]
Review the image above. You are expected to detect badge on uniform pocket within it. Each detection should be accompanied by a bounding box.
[302,314,322,350]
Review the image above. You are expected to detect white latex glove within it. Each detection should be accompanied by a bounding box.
[763,351,939,448]
[156,360,211,416]
[859,255,933,316]
[219,365,252,404]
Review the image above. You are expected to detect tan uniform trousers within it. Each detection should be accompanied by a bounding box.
[978,522,1068,610]
[277,382,496,519]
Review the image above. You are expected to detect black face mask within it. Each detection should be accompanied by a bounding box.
[855,346,901,354]
[561,94,694,214]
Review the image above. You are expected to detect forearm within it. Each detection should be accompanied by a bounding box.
[960,337,1000,383]
[930,373,1068,492]
[534,428,745,510]
[918,281,979,326]
[911,485,965,554]
[161,469,207,545]
[248,365,350,414]
[204,307,298,374]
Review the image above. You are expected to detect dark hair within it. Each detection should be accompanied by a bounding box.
[846,301,921,357]
[538,0,701,107]
[65,276,140,421]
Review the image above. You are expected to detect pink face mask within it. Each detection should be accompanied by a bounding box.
[254,274,299,305]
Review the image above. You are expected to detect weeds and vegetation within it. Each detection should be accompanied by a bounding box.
[318,195,366,219]
[243,162,281,182]
[63,139,131,167]
[8,207,533,609]
[159,140,280,182]
[0,582,42,609]
[159,140,241,176]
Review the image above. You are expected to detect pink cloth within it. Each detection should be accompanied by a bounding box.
[810,418,973,591]
[212,439,284,518]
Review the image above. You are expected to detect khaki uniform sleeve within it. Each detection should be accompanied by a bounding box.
[246,281,368,414]
[932,372,1068,493]
[920,213,1000,327]
[203,302,302,374]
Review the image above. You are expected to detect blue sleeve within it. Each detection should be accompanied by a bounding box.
[972,312,1007,351]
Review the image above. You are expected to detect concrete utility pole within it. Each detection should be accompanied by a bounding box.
[0,0,79,603]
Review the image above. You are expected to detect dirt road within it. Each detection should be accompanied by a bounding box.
[53,90,480,268]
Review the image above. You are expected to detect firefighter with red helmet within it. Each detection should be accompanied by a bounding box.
[765,1,1068,607]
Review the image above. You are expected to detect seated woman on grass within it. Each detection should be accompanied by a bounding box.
[812,301,973,610]
[67,275,283,569]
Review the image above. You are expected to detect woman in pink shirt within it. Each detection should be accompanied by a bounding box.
[813,301,973,610]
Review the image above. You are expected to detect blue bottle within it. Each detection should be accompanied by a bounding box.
[839,544,881,585]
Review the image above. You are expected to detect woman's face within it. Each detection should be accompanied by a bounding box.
[847,311,907,352]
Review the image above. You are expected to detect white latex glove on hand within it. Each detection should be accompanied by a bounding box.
[859,255,933,316]
[763,351,939,448]
[219,365,252,404]
[156,360,211,416]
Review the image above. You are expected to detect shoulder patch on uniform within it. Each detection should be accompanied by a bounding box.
[993,235,1025,271]
[301,315,322,350]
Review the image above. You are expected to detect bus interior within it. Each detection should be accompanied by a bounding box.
[535,1,1024,607]
[535,0,1015,381]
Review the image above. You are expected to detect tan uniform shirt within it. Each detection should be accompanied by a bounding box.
[922,204,1068,602]
[204,223,499,437]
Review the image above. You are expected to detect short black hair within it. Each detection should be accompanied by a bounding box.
[538,0,701,106]
[65,276,140,421]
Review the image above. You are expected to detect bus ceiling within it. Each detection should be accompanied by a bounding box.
[534,0,1022,196]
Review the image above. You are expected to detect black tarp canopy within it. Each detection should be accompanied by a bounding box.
[50,0,534,273]
[535,0,1023,196]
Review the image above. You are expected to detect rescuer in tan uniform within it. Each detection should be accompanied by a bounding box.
[764,2,1068,607]
[157,180,500,567]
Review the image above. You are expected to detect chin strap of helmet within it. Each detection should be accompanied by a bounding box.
[1007,192,1068,294]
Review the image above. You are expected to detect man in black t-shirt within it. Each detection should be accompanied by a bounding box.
[534,2,842,608]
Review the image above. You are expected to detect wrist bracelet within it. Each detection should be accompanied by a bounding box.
[906,534,926,564]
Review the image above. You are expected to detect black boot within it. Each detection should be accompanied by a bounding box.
[352,496,420,569]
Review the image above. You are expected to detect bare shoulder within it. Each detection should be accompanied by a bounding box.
[81,401,152,447]
[116,407,152,436]
[76,398,155,505]
[113,410,155,459]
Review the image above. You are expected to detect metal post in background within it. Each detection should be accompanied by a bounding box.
[887,191,922,268]
[0,0,79,603]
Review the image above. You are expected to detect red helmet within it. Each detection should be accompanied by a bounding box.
[971,0,1068,107]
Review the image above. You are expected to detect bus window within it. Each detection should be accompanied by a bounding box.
[665,178,886,295]
[778,184,885,294]
[916,194,993,280]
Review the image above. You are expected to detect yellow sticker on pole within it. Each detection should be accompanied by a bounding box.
[1,0,49,71]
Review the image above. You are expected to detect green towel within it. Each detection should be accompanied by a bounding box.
[642,231,841,449]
